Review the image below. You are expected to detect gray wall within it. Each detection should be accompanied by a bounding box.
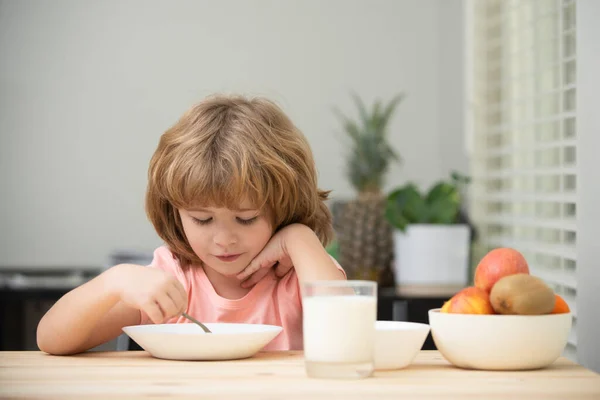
[576,0,600,374]
[437,0,468,178]
[0,0,467,269]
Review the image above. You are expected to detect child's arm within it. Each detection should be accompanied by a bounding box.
[237,224,345,284]
[36,264,187,355]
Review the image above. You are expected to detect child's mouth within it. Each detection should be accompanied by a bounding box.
[216,254,241,262]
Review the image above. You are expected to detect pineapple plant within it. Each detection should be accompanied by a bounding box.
[333,93,404,287]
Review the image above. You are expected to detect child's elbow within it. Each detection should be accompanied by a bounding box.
[36,319,55,354]
[36,318,74,356]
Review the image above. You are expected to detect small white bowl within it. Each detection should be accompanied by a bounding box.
[374,320,431,370]
[428,309,572,370]
[122,323,282,361]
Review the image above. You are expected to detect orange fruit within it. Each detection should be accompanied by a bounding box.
[551,294,570,314]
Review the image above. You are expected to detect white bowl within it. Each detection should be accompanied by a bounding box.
[122,323,282,361]
[428,309,572,370]
[374,320,430,370]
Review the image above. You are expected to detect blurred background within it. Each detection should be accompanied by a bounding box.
[0,0,598,372]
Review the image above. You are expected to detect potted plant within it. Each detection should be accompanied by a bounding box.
[384,172,475,294]
[332,93,404,287]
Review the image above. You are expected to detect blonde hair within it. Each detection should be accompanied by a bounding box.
[145,94,333,267]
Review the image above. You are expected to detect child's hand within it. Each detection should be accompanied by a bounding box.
[115,264,188,324]
[237,227,295,288]
[239,224,344,285]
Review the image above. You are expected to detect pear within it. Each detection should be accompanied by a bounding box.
[490,273,555,315]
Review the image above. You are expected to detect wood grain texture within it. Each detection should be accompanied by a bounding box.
[1,350,599,399]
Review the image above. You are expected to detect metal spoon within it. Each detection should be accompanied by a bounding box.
[182,312,212,333]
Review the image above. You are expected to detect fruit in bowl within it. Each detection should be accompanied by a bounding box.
[430,247,572,370]
[440,247,570,317]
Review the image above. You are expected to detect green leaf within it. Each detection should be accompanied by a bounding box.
[384,205,410,232]
[344,120,362,144]
[450,170,472,185]
[385,184,427,230]
[351,92,370,133]
[376,93,404,139]
[425,183,460,224]
[333,108,362,146]
[372,100,382,123]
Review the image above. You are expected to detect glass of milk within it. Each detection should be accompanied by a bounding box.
[301,280,377,379]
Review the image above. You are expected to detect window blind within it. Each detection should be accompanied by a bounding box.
[469,0,577,361]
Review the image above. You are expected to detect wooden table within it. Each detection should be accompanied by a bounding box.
[1,350,599,399]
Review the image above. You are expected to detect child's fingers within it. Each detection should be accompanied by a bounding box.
[172,280,188,306]
[236,260,265,280]
[240,276,258,288]
[240,267,270,288]
[274,262,293,278]
[155,292,180,321]
[167,283,187,314]
[144,301,165,324]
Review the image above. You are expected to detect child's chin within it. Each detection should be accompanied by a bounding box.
[203,263,245,278]
[220,267,246,278]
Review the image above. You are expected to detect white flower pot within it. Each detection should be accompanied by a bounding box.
[393,224,470,290]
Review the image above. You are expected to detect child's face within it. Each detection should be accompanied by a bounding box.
[178,200,273,277]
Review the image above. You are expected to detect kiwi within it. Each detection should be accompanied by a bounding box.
[490,273,556,315]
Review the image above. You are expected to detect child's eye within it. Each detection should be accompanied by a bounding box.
[192,217,212,225]
[237,217,258,225]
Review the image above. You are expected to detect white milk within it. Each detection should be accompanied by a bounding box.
[303,295,377,363]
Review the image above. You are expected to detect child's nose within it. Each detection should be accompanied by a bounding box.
[213,228,237,247]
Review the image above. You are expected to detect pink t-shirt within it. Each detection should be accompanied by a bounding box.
[140,246,345,351]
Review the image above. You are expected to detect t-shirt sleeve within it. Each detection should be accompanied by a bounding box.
[139,246,187,325]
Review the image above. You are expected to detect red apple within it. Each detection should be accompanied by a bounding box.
[474,247,529,293]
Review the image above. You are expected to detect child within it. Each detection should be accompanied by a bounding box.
[36,94,346,355]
